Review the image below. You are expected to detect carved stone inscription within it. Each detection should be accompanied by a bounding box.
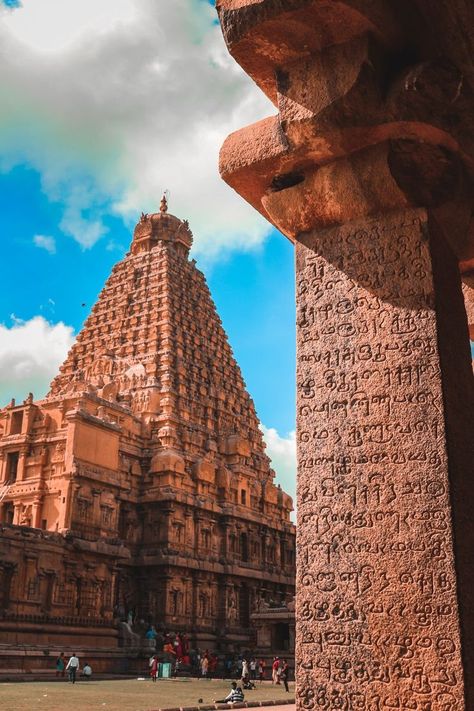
[296,209,465,710]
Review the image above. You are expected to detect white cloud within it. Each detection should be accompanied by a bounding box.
[261,425,296,507]
[33,234,56,254]
[0,315,75,406]
[0,0,274,258]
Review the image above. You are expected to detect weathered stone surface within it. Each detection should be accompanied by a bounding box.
[0,201,295,648]
[296,207,474,709]
[216,0,474,708]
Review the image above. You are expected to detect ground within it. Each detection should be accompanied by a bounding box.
[0,677,295,711]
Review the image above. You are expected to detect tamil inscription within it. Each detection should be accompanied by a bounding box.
[296,208,465,710]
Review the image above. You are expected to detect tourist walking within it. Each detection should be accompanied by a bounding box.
[65,652,79,684]
[250,658,257,680]
[280,659,289,692]
[55,652,65,678]
[258,658,265,683]
[201,654,209,678]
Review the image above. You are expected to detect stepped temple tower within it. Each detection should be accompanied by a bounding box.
[217,1,474,709]
[0,197,295,652]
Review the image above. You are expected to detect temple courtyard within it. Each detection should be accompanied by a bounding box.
[0,678,294,711]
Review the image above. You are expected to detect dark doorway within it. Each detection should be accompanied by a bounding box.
[6,452,19,482]
[2,503,14,525]
[273,622,290,651]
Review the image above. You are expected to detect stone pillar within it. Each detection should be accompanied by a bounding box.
[91,489,101,527]
[12,503,21,525]
[191,570,198,630]
[32,496,43,529]
[42,570,56,612]
[296,205,474,709]
[219,517,230,562]
[216,2,474,708]
[16,447,28,482]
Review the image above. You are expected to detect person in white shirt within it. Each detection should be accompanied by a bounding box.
[66,653,80,684]
[82,662,92,680]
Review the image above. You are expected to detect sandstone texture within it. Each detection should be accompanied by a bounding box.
[217,1,474,708]
[0,200,295,649]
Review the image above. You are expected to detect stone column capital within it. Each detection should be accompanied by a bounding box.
[218,1,474,261]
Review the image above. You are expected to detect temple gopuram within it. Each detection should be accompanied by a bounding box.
[0,196,295,661]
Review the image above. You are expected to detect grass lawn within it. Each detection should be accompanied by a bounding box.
[0,677,295,711]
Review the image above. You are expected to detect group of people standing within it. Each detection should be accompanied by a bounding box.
[241,656,290,691]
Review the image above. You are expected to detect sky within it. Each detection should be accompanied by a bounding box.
[0,0,297,504]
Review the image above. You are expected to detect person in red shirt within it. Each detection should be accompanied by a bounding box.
[150,655,159,682]
[272,657,280,684]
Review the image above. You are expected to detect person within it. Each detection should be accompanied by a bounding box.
[82,662,92,680]
[241,658,249,683]
[236,657,243,678]
[272,657,280,685]
[215,681,245,703]
[209,653,218,676]
[201,654,209,678]
[258,658,265,683]
[242,676,256,690]
[224,656,233,679]
[280,659,289,693]
[174,633,183,659]
[249,658,257,681]
[55,652,65,678]
[145,626,157,641]
[66,652,79,684]
[150,655,159,682]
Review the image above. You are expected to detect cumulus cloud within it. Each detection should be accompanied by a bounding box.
[0,315,75,405]
[261,425,296,507]
[33,234,56,254]
[0,0,273,258]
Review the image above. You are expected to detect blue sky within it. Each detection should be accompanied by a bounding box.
[0,0,296,500]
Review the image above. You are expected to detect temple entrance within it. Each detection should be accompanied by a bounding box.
[273,622,290,651]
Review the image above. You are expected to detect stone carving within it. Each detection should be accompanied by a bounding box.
[217,1,474,707]
[296,210,467,708]
[227,586,238,622]
[19,504,32,527]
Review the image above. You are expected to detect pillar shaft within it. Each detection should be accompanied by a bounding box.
[296,207,474,709]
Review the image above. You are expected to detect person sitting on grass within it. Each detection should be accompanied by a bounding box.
[215,681,245,703]
[242,676,256,690]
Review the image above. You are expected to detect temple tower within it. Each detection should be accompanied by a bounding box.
[0,199,295,650]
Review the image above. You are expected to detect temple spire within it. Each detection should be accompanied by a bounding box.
[160,193,168,213]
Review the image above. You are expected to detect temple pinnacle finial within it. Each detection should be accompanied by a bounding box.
[160,193,168,213]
